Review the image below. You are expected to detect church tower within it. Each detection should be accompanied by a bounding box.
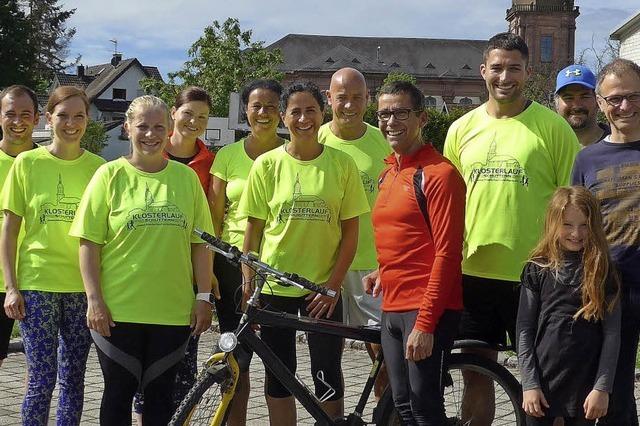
[506,0,580,69]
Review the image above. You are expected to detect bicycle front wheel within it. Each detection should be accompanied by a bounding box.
[169,364,234,426]
[375,352,524,426]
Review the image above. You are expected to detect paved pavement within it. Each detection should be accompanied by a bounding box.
[1,331,639,425]
[0,331,380,425]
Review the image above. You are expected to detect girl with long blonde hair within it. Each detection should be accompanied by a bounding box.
[517,186,620,425]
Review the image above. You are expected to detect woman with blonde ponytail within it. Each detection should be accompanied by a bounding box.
[517,186,621,425]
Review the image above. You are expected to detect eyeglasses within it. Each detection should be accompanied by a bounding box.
[599,92,640,107]
[376,108,422,122]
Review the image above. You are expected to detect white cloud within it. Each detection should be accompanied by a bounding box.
[61,0,639,76]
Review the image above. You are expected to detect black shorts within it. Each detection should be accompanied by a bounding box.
[259,293,344,400]
[0,292,15,360]
[457,274,520,347]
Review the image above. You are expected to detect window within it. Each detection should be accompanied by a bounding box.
[540,36,553,63]
[425,96,437,108]
[459,97,472,106]
[113,88,126,100]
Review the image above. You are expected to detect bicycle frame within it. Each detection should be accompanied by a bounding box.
[191,229,521,425]
[229,285,384,425]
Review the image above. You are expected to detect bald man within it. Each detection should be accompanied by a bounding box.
[319,67,391,396]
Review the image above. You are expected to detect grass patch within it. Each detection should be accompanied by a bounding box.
[11,321,20,338]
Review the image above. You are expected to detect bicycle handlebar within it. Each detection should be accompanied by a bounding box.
[195,229,337,298]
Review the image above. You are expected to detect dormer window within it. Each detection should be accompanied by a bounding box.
[462,64,471,70]
[352,58,361,64]
[113,88,126,100]
[425,63,435,69]
[425,96,437,108]
[390,62,400,68]
[326,57,335,63]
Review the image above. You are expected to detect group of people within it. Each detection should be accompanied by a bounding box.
[0,29,639,426]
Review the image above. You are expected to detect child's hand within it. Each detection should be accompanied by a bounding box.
[583,389,609,420]
[523,388,549,417]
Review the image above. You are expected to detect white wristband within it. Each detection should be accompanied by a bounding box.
[196,292,214,304]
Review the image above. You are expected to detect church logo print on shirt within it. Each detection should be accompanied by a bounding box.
[278,174,331,223]
[39,174,81,224]
[359,171,375,193]
[469,139,529,186]
[125,185,187,230]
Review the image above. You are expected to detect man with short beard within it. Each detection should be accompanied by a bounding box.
[555,64,610,146]
[572,58,640,425]
[0,85,39,367]
[444,32,580,424]
[319,67,391,398]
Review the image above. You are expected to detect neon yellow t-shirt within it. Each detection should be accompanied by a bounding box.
[0,148,35,293]
[443,102,580,281]
[0,147,105,292]
[210,139,281,249]
[69,158,214,326]
[319,122,391,270]
[238,145,370,297]
[0,150,16,293]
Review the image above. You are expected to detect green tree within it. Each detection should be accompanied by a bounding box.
[523,63,559,108]
[81,119,107,155]
[382,71,417,86]
[141,18,284,116]
[0,1,76,90]
[23,0,77,90]
[0,1,38,88]
[423,108,466,153]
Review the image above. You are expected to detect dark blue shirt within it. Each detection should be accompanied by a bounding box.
[572,139,640,305]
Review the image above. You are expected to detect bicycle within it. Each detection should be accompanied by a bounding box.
[170,229,525,425]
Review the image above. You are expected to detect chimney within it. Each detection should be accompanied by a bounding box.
[111,53,122,66]
[77,65,85,78]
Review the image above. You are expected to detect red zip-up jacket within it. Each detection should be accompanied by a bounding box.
[163,138,215,193]
[372,143,466,333]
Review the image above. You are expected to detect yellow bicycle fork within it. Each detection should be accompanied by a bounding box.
[184,352,240,426]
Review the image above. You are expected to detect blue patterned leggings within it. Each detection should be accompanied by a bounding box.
[19,291,91,426]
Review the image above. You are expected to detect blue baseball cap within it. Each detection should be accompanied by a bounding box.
[555,65,596,94]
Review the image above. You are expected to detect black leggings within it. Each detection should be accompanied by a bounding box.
[92,322,190,426]
[0,292,15,360]
[598,303,640,426]
[382,309,460,426]
[260,293,344,400]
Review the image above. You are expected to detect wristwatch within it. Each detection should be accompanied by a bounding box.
[196,292,215,305]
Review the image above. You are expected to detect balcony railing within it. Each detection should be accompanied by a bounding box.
[507,3,579,15]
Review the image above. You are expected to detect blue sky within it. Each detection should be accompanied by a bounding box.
[63,0,638,77]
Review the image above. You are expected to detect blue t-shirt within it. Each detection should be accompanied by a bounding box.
[571,138,640,304]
